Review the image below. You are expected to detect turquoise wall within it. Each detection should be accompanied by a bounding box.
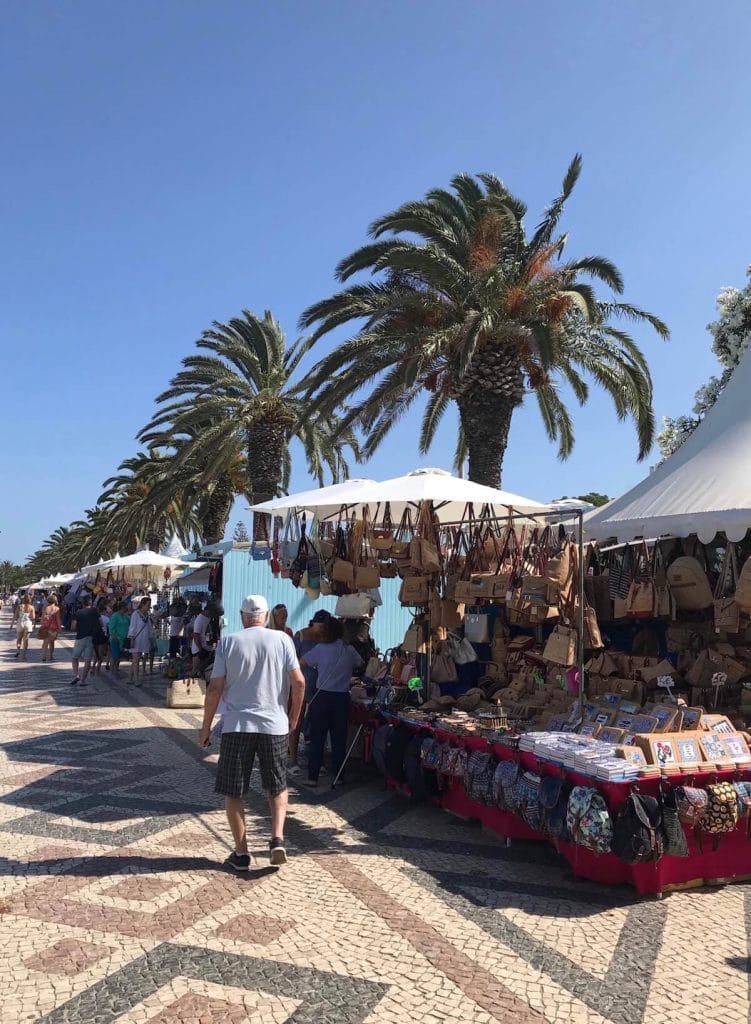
[221,548,413,651]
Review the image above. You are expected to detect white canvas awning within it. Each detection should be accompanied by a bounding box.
[251,468,552,523]
[585,345,751,544]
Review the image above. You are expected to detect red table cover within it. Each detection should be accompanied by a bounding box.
[354,705,751,894]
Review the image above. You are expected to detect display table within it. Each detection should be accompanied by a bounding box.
[353,703,751,895]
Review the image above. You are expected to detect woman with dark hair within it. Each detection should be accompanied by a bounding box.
[301,617,363,788]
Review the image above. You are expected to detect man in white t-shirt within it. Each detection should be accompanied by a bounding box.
[191,606,213,674]
[198,594,305,872]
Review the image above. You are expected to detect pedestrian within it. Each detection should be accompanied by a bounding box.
[168,598,186,659]
[269,604,294,637]
[301,616,363,789]
[70,595,99,686]
[289,609,331,776]
[198,594,305,872]
[108,601,130,675]
[127,597,154,686]
[14,593,35,660]
[191,602,214,676]
[40,593,61,662]
[92,601,111,675]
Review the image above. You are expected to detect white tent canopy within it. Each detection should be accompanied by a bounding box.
[251,468,551,522]
[585,345,751,544]
[80,549,200,575]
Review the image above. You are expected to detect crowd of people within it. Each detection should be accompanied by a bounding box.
[6,584,376,871]
[7,587,228,688]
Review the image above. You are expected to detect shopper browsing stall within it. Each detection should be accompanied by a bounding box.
[301,617,363,788]
[128,597,155,686]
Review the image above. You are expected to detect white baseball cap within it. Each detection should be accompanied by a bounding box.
[241,594,269,615]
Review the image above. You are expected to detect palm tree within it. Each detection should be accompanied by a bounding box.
[139,309,359,534]
[99,451,200,552]
[300,156,669,487]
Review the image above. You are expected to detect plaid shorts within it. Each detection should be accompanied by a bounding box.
[215,732,288,798]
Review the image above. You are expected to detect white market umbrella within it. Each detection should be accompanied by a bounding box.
[250,478,378,517]
[250,468,552,523]
[81,549,192,575]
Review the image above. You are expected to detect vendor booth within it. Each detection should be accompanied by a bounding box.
[249,452,751,895]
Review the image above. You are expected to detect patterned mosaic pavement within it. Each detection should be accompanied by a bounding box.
[1,609,750,1023]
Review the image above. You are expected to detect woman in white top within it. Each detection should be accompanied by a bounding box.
[127,597,154,686]
[14,595,35,660]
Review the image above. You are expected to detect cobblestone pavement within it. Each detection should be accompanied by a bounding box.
[1,612,749,1023]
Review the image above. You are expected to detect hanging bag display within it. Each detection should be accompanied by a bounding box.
[667,543,714,611]
[371,503,394,552]
[625,542,657,619]
[715,544,741,631]
[464,613,490,644]
[354,508,381,591]
[289,515,310,588]
[430,642,459,684]
[736,550,751,613]
[399,574,430,606]
[331,522,355,588]
[542,624,578,666]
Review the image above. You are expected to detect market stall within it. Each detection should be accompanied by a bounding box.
[251,461,751,894]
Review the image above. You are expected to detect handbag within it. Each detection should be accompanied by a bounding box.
[542,625,578,666]
[431,642,458,684]
[667,547,714,611]
[714,544,741,632]
[660,786,689,857]
[464,613,490,644]
[334,593,373,618]
[355,564,381,590]
[447,633,477,665]
[403,622,426,655]
[371,503,394,552]
[399,575,430,606]
[625,542,656,619]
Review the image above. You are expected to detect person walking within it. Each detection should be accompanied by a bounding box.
[191,602,214,676]
[70,595,100,686]
[128,597,154,686]
[14,594,35,660]
[92,601,111,676]
[198,594,305,872]
[289,609,331,777]
[108,601,130,676]
[301,616,363,789]
[40,594,61,662]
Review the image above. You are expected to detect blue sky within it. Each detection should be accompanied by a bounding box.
[2,1,750,563]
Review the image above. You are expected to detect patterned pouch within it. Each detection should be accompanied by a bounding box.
[675,786,708,828]
[515,771,542,830]
[493,760,520,810]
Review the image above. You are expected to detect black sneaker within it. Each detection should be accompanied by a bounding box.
[224,851,251,872]
[70,677,79,686]
[269,837,288,866]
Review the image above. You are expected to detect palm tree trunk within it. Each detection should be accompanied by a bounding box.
[246,417,291,541]
[201,476,234,545]
[457,390,520,488]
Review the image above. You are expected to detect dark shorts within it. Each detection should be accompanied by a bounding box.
[168,636,182,657]
[215,732,288,798]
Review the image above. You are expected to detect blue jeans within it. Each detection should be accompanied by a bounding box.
[307,690,350,783]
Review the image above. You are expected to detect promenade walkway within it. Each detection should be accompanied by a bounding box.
[0,609,746,1023]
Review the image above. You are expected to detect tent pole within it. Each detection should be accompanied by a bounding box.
[578,510,585,718]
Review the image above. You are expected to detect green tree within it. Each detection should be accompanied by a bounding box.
[301,157,668,487]
[657,266,751,460]
[139,309,359,534]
